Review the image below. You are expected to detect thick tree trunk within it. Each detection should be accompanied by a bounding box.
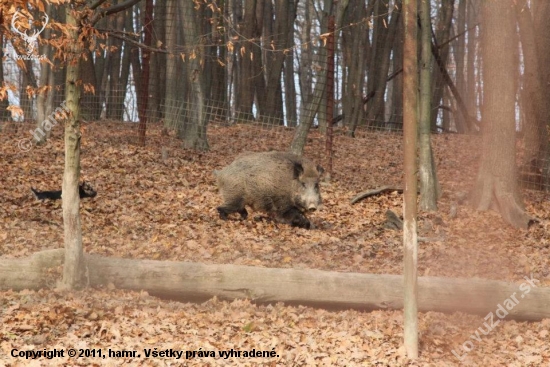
[1,249,549,321]
[470,0,531,229]
[179,0,209,150]
[62,6,84,289]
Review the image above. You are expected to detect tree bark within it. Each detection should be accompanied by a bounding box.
[290,0,348,154]
[470,0,531,229]
[516,0,550,190]
[419,0,439,211]
[283,0,298,127]
[163,0,179,129]
[62,5,84,289]
[342,0,368,136]
[365,0,402,129]
[178,0,209,150]
[454,0,467,131]
[235,0,257,121]
[403,0,419,358]
[106,9,126,120]
[429,0,454,130]
[1,249,549,321]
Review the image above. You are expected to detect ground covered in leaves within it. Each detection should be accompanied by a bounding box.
[1,122,549,366]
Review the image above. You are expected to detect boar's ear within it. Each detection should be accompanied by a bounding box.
[293,162,304,179]
[316,165,325,175]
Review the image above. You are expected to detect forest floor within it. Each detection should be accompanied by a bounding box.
[1,121,549,366]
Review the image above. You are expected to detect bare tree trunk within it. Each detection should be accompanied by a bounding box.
[163,0,178,129]
[470,0,531,229]
[20,61,37,122]
[389,17,404,126]
[137,0,153,145]
[290,0,348,154]
[342,0,368,136]
[235,0,257,121]
[365,0,402,129]
[148,0,165,122]
[454,0,467,131]
[297,0,314,127]
[284,0,298,127]
[210,1,227,118]
[258,0,291,124]
[430,0,454,130]
[106,9,126,120]
[419,0,439,211]
[466,0,478,128]
[62,5,84,289]
[521,0,550,189]
[403,0,419,357]
[178,0,209,150]
[0,36,9,124]
[36,3,54,144]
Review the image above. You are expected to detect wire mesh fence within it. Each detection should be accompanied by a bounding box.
[1,0,549,191]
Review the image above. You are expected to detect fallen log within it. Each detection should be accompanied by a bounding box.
[1,249,549,321]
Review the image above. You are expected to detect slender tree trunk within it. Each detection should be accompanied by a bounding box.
[258,0,291,124]
[466,0,478,129]
[342,0,368,136]
[297,0,314,127]
[403,0,419,358]
[454,0,467,131]
[419,0,439,211]
[290,0,348,154]
[148,0,165,122]
[106,9,126,120]
[317,0,334,132]
[284,0,298,127]
[0,36,9,124]
[429,0,454,130]
[522,0,550,189]
[470,0,531,229]
[62,5,84,289]
[235,0,257,121]
[365,0,402,128]
[137,0,153,145]
[390,17,404,126]
[164,0,178,129]
[36,4,54,144]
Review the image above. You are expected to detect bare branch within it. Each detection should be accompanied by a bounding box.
[90,0,142,25]
[89,0,107,11]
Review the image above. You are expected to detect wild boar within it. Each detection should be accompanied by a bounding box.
[214,151,324,229]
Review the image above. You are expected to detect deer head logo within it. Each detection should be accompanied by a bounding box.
[11,10,49,55]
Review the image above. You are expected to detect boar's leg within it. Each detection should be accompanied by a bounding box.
[281,207,311,229]
[217,199,248,220]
